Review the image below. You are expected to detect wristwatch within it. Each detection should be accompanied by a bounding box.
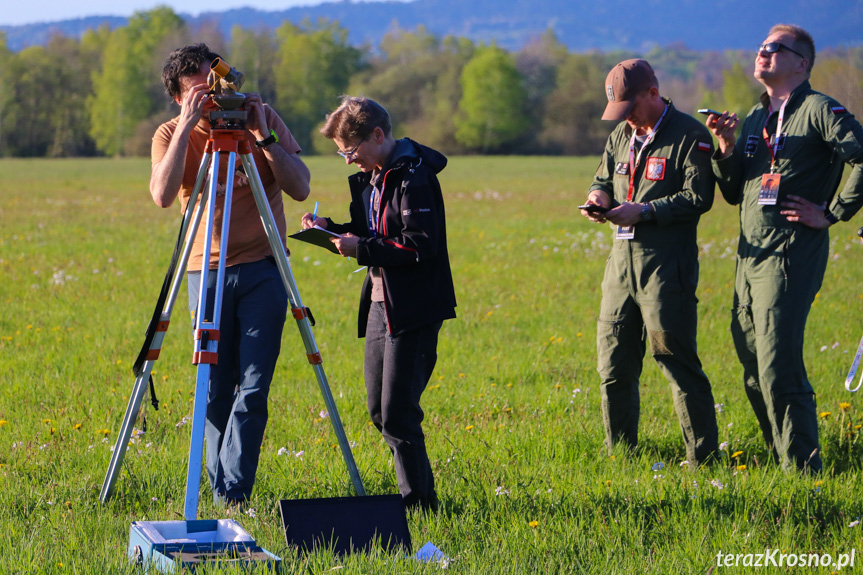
[640,202,655,222]
[255,128,279,149]
[823,209,839,225]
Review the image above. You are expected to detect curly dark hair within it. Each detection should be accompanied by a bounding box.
[161,43,221,100]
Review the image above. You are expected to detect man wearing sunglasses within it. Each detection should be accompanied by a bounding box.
[706,25,863,473]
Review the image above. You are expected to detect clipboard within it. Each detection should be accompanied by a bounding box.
[288,226,341,254]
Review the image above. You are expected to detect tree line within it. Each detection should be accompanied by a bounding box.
[1,7,862,158]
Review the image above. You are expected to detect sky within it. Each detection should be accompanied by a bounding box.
[0,0,326,26]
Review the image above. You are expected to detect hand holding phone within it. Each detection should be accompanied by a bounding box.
[697,108,723,116]
[578,203,609,214]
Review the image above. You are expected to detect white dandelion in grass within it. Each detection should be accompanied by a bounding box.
[50,270,75,285]
[710,479,726,490]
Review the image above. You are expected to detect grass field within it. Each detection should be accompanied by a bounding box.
[2,156,863,573]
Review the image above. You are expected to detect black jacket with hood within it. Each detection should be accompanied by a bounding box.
[326,138,457,337]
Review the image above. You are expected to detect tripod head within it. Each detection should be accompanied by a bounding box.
[208,109,248,131]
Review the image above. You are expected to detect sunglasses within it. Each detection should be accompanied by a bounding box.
[337,135,369,160]
[758,42,806,59]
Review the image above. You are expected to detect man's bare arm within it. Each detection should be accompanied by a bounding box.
[244,94,310,201]
[150,82,210,208]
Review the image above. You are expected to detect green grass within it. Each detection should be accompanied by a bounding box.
[2,156,863,573]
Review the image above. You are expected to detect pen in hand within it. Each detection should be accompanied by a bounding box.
[312,201,319,224]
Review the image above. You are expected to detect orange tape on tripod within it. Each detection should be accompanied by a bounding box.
[194,329,220,341]
[193,351,219,365]
[143,321,171,360]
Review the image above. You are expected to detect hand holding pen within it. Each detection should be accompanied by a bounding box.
[301,201,327,229]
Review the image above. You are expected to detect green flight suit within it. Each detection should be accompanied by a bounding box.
[591,100,719,465]
[713,81,863,472]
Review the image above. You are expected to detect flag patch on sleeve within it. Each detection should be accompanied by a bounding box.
[698,141,712,152]
[832,106,847,114]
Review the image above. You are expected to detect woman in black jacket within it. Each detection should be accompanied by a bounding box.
[302,96,456,511]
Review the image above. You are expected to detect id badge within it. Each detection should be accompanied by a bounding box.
[615,225,635,240]
[758,173,781,205]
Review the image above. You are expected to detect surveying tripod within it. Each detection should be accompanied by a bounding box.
[100,107,366,520]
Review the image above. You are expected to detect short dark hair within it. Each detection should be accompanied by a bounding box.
[320,96,392,142]
[161,43,221,100]
[770,24,815,73]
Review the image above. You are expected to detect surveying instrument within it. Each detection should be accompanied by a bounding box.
[99,58,365,571]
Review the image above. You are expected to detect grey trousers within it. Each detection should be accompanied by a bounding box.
[364,301,441,510]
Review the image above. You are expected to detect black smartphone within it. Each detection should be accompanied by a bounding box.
[697,108,723,116]
[578,204,609,214]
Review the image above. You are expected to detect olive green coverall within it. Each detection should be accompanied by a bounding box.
[713,81,863,472]
[591,100,719,465]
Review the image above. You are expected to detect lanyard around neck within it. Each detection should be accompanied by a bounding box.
[368,170,388,238]
[761,96,790,173]
[368,185,378,238]
[627,104,669,201]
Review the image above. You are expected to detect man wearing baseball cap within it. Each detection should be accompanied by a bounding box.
[580,59,719,466]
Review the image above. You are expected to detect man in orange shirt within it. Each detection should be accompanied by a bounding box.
[150,43,310,506]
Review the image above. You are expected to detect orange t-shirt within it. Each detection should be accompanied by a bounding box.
[151,105,302,271]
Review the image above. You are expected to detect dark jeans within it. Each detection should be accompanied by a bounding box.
[364,301,441,510]
[188,258,288,502]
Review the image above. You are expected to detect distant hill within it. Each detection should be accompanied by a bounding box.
[3,0,862,53]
